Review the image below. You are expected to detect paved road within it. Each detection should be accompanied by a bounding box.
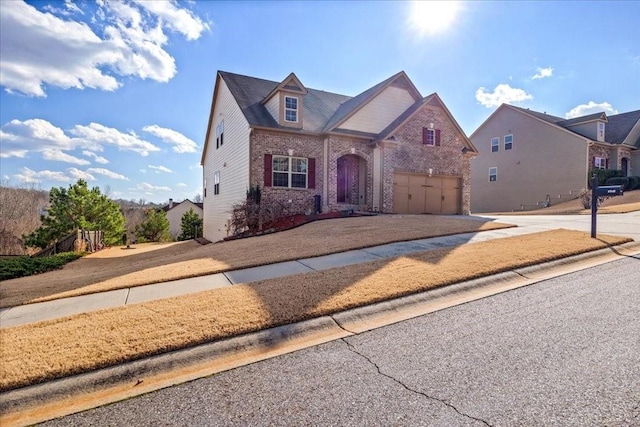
[44,256,640,427]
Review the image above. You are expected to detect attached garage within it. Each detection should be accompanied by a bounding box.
[393,173,462,214]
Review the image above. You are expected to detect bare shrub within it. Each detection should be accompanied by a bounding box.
[579,189,610,209]
[229,189,287,236]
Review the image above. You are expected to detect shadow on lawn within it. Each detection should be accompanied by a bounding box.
[0,215,511,309]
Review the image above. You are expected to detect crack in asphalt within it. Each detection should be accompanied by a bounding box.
[341,337,493,427]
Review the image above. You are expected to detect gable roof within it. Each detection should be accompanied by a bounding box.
[377,93,478,153]
[322,71,421,132]
[606,110,640,147]
[479,105,639,148]
[261,72,308,105]
[219,71,349,133]
[162,199,203,212]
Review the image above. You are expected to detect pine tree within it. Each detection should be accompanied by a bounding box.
[178,208,203,241]
[24,179,125,249]
[135,209,170,242]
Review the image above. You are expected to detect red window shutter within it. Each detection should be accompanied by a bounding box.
[435,129,441,146]
[605,158,609,169]
[422,127,428,144]
[264,154,272,187]
[308,158,316,189]
[592,156,596,167]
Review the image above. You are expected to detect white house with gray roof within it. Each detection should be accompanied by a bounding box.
[470,105,640,213]
[201,70,478,242]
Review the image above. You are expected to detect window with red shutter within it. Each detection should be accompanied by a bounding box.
[264,154,272,187]
[308,158,316,189]
[435,129,441,146]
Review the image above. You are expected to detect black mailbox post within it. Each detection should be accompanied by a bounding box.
[590,175,624,238]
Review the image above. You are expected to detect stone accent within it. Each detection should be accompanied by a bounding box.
[589,145,611,168]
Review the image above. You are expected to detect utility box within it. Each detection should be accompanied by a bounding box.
[313,195,322,214]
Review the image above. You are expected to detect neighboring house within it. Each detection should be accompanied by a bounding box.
[470,105,640,213]
[201,70,478,242]
[162,199,204,239]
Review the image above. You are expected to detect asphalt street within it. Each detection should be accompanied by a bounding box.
[43,256,640,427]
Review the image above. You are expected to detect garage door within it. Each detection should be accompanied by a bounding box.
[393,173,461,214]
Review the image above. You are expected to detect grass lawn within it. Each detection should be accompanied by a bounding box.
[0,229,631,392]
[0,215,513,308]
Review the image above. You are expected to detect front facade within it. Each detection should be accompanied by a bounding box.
[470,105,640,213]
[201,71,478,242]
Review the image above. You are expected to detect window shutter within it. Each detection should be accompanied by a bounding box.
[435,129,441,146]
[264,154,272,187]
[605,158,609,169]
[308,158,316,189]
[422,128,428,144]
[592,156,596,167]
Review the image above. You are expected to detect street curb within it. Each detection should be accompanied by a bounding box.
[1,241,638,426]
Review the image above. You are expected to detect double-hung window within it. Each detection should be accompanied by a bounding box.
[489,167,497,182]
[504,134,513,150]
[491,137,499,153]
[594,157,607,169]
[215,121,224,149]
[284,96,298,123]
[424,128,435,146]
[213,171,220,195]
[273,156,307,188]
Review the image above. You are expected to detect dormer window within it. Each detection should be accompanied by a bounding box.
[284,96,298,122]
[598,122,605,139]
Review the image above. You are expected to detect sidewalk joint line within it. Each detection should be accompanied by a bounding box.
[295,260,318,271]
[124,288,131,305]
[340,338,493,427]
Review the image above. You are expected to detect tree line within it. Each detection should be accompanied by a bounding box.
[0,179,203,255]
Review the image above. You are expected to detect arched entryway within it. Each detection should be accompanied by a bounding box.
[337,154,367,205]
[621,158,629,176]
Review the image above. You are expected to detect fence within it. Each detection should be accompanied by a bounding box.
[33,229,104,257]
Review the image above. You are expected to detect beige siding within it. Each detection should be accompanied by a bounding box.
[166,201,203,238]
[265,95,279,123]
[340,86,415,134]
[565,122,599,141]
[471,107,589,213]
[202,78,251,242]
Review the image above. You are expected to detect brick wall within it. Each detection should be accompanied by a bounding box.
[382,103,472,214]
[250,130,323,215]
[327,136,374,211]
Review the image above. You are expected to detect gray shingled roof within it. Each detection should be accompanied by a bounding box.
[512,105,640,146]
[219,71,351,133]
[606,110,640,146]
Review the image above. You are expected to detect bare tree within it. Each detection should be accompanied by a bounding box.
[0,181,49,255]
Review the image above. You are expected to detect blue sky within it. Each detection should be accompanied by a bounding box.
[1,1,639,203]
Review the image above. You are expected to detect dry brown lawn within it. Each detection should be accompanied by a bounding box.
[0,215,512,308]
[0,229,631,392]
[490,189,640,215]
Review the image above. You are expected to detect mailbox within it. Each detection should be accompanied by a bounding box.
[596,185,623,197]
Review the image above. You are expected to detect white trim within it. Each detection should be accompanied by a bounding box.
[504,134,513,150]
[491,137,499,153]
[489,167,497,182]
[273,155,308,188]
[284,96,298,123]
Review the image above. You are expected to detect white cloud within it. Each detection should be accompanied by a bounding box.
[70,122,160,156]
[87,167,129,180]
[532,67,553,80]
[176,182,188,187]
[565,101,618,119]
[82,150,109,164]
[42,149,91,165]
[475,84,533,108]
[133,0,209,41]
[131,182,172,192]
[189,162,202,170]
[14,167,71,183]
[67,167,95,181]
[1,118,160,160]
[148,164,172,173]
[0,0,209,97]
[143,125,198,153]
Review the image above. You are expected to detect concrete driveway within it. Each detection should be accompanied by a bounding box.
[469,210,640,241]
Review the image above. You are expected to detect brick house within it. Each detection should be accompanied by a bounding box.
[470,105,640,213]
[201,71,478,242]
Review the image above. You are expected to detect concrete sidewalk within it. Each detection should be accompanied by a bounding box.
[2,211,638,328]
